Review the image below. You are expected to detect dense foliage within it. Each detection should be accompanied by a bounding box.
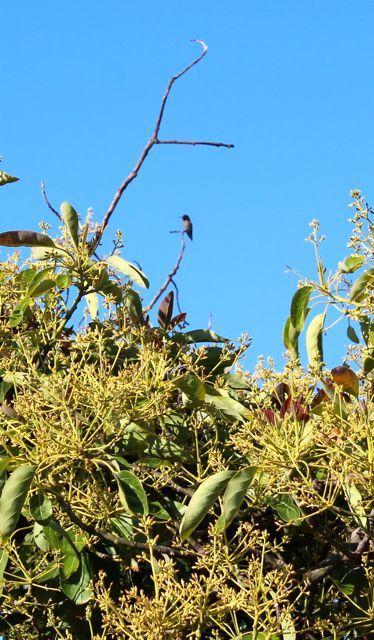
[0,173,372,639]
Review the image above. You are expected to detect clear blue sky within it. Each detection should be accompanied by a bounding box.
[1,1,373,369]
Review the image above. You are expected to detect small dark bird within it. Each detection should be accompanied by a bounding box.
[182,214,193,240]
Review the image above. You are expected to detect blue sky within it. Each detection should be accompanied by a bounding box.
[1,1,373,369]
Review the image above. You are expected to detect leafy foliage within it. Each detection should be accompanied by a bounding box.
[0,184,372,640]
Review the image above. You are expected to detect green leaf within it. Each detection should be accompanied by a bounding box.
[343,481,367,529]
[8,299,31,328]
[267,493,302,523]
[56,273,71,289]
[60,202,79,249]
[116,470,148,515]
[29,278,55,298]
[147,437,192,463]
[60,550,80,580]
[180,470,234,541]
[280,612,296,640]
[222,373,251,390]
[339,254,365,273]
[222,466,257,530]
[347,325,360,344]
[351,268,374,302]
[183,329,228,343]
[204,385,249,422]
[33,522,51,552]
[107,255,149,289]
[109,514,134,540]
[0,548,9,596]
[125,289,144,325]
[175,375,205,405]
[59,551,92,604]
[86,292,99,319]
[290,285,313,332]
[0,170,19,186]
[29,493,53,523]
[283,316,300,359]
[0,230,55,248]
[0,463,36,538]
[306,312,325,370]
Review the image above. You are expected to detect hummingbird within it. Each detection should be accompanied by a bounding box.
[182,214,193,240]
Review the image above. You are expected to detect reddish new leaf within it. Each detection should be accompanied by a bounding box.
[0,230,55,248]
[158,291,174,329]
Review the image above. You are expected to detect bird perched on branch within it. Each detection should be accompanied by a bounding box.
[182,214,193,240]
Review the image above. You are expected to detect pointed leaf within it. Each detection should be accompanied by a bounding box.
[175,374,205,405]
[0,463,36,538]
[290,285,313,332]
[347,325,360,344]
[222,466,257,530]
[125,289,144,325]
[351,268,374,302]
[0,171,19,186]
[0,230,55,248]
[30,492,53,523]
[158,291,174,329]
[116,470,148,515]
[283,316,300,359]
[56,273,71,289]
[268,493,301,523]
[60,202,79,249]
[59,551,93,604]
[331,366,359,397]
[204,385,249,421]
[183,329,228,343]
[180,470,234,541]
[107,255,149,289]
[86,292,99,319]
[339,254,365,274]
[306,312,325,370]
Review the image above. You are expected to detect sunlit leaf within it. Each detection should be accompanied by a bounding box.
[60,202,79,249]
[183,329,228,343]
[351,268,374,302]
[267,493,301,523]
[0,230,55,248]
[306,312,325,370]
[180,470,234,541]
[158,291,174,329]
[0,463,36,538]
[331,366,359,397]
[290,285,313,332]
[339,254,365,273]
[30,492,53,523]
[0,171,19,186]
[116,470,148,515]
[221,466,257,530]
[107,255,149,289]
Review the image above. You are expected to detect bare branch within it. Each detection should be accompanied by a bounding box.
[92,40,233,250]
[41,181,61,220]
[157,139,234,149]
[144,232,186,313]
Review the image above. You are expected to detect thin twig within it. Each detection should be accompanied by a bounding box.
[41,181,61,220]
[157,139,234,148]
[170,278,183,314]
[92,40,233,250]
[50,489,196,558]
[145,233,186,312]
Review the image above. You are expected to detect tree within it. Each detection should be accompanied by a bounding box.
[0,45,372,640]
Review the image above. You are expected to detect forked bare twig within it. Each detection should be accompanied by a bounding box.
[93,40,233,249]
